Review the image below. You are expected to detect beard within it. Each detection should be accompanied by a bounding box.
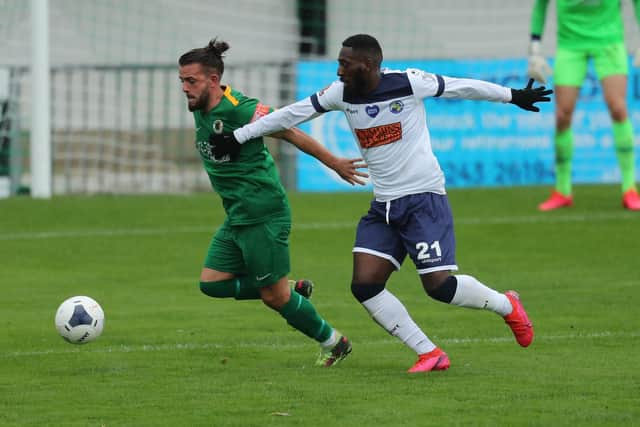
[343,65,369,94]
[350,72,368,94]
[187,91,210,112]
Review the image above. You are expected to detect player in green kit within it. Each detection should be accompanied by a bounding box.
[528,0,640,211]
[178,39,368,366]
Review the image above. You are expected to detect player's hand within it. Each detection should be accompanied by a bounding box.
[209,132,241,161]
[328,157,369,186]
[527,41,552,84]
[634,46,640,67]
[510,78,553,112]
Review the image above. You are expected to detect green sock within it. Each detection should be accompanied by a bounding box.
[199,278,260,300]
[612,119,637,193]
[278,291,333,342]
[554,129,573,196]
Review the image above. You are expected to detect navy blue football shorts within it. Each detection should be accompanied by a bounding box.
[353,192,458,274]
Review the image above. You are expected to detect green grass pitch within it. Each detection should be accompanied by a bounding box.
[1,185,638,426]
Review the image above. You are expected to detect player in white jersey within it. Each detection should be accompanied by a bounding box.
[211,34,552,373]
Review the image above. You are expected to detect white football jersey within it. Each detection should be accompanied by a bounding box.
[234,68,512,201]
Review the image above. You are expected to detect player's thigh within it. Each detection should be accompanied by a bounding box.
[236,216,291,288]
[352,252,396,284]
[593,42,628,81]
[203,222,245,276]
[353,201,407,283]
[399,193,458,275]
[554,46,588,87]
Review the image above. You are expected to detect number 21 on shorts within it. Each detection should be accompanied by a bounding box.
[416,240,441,260]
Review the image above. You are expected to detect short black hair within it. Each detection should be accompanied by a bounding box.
[342,34,383,66]
[178,38,230,75]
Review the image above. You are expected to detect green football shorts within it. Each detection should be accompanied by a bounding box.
[554,42,629,86]
[204,216,291,288]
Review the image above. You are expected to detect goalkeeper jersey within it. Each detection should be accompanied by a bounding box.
[531,0,640,49]
[193,86,289,226]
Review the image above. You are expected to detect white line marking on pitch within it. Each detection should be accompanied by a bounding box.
[1,211,636,241]
[2,330,637,358]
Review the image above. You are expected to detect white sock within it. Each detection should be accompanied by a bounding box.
[319,329,338,349]
[361,289,436,355]
[451,274,512,316]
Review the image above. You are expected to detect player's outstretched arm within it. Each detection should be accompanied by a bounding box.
[274,128,368,186]
[509,78,553,112]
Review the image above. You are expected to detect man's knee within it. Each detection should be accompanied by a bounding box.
[350,282,386,302]
[423,274,457,303]
[609,105,628,122]
[199,279,237,298]
[259,278,291,310]
[555,111,573,131]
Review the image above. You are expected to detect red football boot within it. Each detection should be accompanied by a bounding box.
[538,190,573,211]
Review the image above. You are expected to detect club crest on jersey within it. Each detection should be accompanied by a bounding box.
[389,100,404,114]
[366,105,379,118]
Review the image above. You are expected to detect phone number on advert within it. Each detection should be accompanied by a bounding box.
[441,160,554,187]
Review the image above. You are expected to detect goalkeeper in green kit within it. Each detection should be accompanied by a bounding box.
[528,0,640,211]
[178,39,368,366]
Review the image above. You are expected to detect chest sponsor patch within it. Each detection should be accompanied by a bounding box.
[355,122,402,148]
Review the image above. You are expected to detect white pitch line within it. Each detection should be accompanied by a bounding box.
[0,211,637,241]
[2,330,637,358]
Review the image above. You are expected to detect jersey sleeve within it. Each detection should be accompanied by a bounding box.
[438,76,511,102]
[233,97,263,128]
[233,97,323,143]
[309,80,343,112]
[406,68,446,99]
[530,0,550,39]
[233,80,343,143]
[249,102,274,123]
[408,69,510,102]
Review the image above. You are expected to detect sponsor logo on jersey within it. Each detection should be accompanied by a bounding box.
[346,107,359,115]
[365,105,379,118]
[354,122,402,148]
[251,103,271,122]
[389,100,404,114]
[196,140,230,163]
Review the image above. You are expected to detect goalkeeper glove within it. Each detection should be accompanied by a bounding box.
[510,78,553,112]
[527,40,552,84]
[209,131,241,161]
[634,46,640,67]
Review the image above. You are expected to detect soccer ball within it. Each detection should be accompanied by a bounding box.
[54,296,104,344]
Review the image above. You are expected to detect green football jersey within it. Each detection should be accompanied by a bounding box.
[531,0,640,49]
[193,86,289,226]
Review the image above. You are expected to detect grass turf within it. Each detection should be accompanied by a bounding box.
[1,185,638,426]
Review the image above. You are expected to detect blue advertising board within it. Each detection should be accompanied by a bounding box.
[295,58,640,191]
